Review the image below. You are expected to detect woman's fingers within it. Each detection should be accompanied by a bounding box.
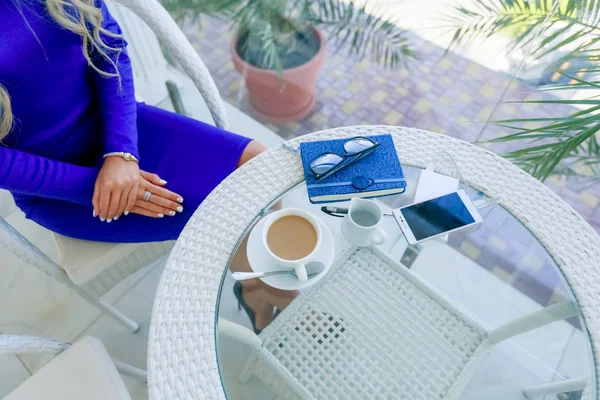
[92,182,100,218]
[140,170,182,203]
[153,195,183,214]
[140,170,167,186]
[115,187,130,220]
[129,206,166,218]
[141,185,182,213]
[98,185,112,221]
[128,206,158,218]
[125,183,137,216]
[129,180,183,218]
[95,171,178,221]
[106,189,124,222]
[145,182,183,205]
[134,200,172,218]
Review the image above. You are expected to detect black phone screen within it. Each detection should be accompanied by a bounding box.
[401,192,475,241]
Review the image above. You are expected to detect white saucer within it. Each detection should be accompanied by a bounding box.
[246,217,335,290]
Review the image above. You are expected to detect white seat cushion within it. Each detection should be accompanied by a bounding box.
[3,336,131,400]
[4,209,170,286]
[53,234,158,285]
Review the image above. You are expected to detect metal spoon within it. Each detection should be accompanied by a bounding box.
[232,262,325,282]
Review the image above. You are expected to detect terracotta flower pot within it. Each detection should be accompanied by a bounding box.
[231,29,326,123]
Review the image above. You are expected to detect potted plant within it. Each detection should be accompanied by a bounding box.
[163,0,416,123]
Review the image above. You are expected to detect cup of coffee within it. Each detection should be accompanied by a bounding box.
[262,208,322,281]
[341,198,388,246]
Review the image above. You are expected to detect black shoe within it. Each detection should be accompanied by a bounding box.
[233,282,262,334]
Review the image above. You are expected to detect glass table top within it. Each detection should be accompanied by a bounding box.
[216,165,595,400]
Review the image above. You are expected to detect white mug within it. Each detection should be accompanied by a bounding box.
[262,208,322,281]
[341,198,388,246]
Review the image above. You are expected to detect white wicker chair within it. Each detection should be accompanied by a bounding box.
[235,246,582,400]
[0,334,145,399]
[0,0,229,332]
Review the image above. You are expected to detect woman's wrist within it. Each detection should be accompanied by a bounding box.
[103,151,139,164]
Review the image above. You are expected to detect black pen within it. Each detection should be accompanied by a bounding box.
[321,206,393,217]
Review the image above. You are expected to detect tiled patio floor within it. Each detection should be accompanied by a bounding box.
[181,17,595,315]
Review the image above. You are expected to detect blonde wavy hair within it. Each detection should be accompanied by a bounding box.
[0,0,122,140]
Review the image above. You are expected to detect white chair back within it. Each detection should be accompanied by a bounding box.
[111,0,229,129]
[107,1,171,106]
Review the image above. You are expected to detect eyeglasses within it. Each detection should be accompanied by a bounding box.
[309,137,380,181]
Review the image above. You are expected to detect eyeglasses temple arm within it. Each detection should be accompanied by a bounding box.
[315,144,380,181]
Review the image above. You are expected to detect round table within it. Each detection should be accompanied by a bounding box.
[147,127,599,400]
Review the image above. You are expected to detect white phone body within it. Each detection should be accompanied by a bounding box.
[393,190,483,245]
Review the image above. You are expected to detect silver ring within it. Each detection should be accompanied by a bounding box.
[143,191,152,202]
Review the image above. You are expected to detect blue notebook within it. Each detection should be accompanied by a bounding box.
[300,134,406,203]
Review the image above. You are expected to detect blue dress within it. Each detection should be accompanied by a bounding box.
[0,0,251,242]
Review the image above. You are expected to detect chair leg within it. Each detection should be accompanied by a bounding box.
[41,267,141,334]
[488,301,579,345]
[166,80,187,115]
[523,377,588,398]
[62,281,140,333]
[239,350,259,383]
[0,216,142,334]
[114,359,148,382]
[95,299,140,333]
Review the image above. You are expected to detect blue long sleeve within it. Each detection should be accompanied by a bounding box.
[90,0,139,160]
[0,146,98,206]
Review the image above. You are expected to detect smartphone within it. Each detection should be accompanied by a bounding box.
[393,190,483,245]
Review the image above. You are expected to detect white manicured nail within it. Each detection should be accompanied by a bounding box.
[157,213,164,218]
[169,210,176,216]
[107,219,112,223]
[160,179,167,185]
[176,206,183,213]
[114,216,119,221]
[124,210,129,216]
[93,210,97,217]
[100,217,105,222]
[177,197,183,203]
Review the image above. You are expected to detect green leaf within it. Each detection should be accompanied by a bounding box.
[301,0,416,69]
[487,88,600,180]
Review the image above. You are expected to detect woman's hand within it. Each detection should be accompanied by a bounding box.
[129,170,184,218]
[93,157,140,222]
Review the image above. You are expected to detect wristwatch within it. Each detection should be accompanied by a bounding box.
[103,152,139,163]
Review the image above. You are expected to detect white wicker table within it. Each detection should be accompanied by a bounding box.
[147,127,599,400]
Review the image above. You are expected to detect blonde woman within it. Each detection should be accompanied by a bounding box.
[0,0,265,242]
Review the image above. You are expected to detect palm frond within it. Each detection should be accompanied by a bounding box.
[489,80,600,180]
[254,23,284,79]
[439,0,600,182]
[303,0,416,69]
[441,0,600,61]
[232,1,308,72]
